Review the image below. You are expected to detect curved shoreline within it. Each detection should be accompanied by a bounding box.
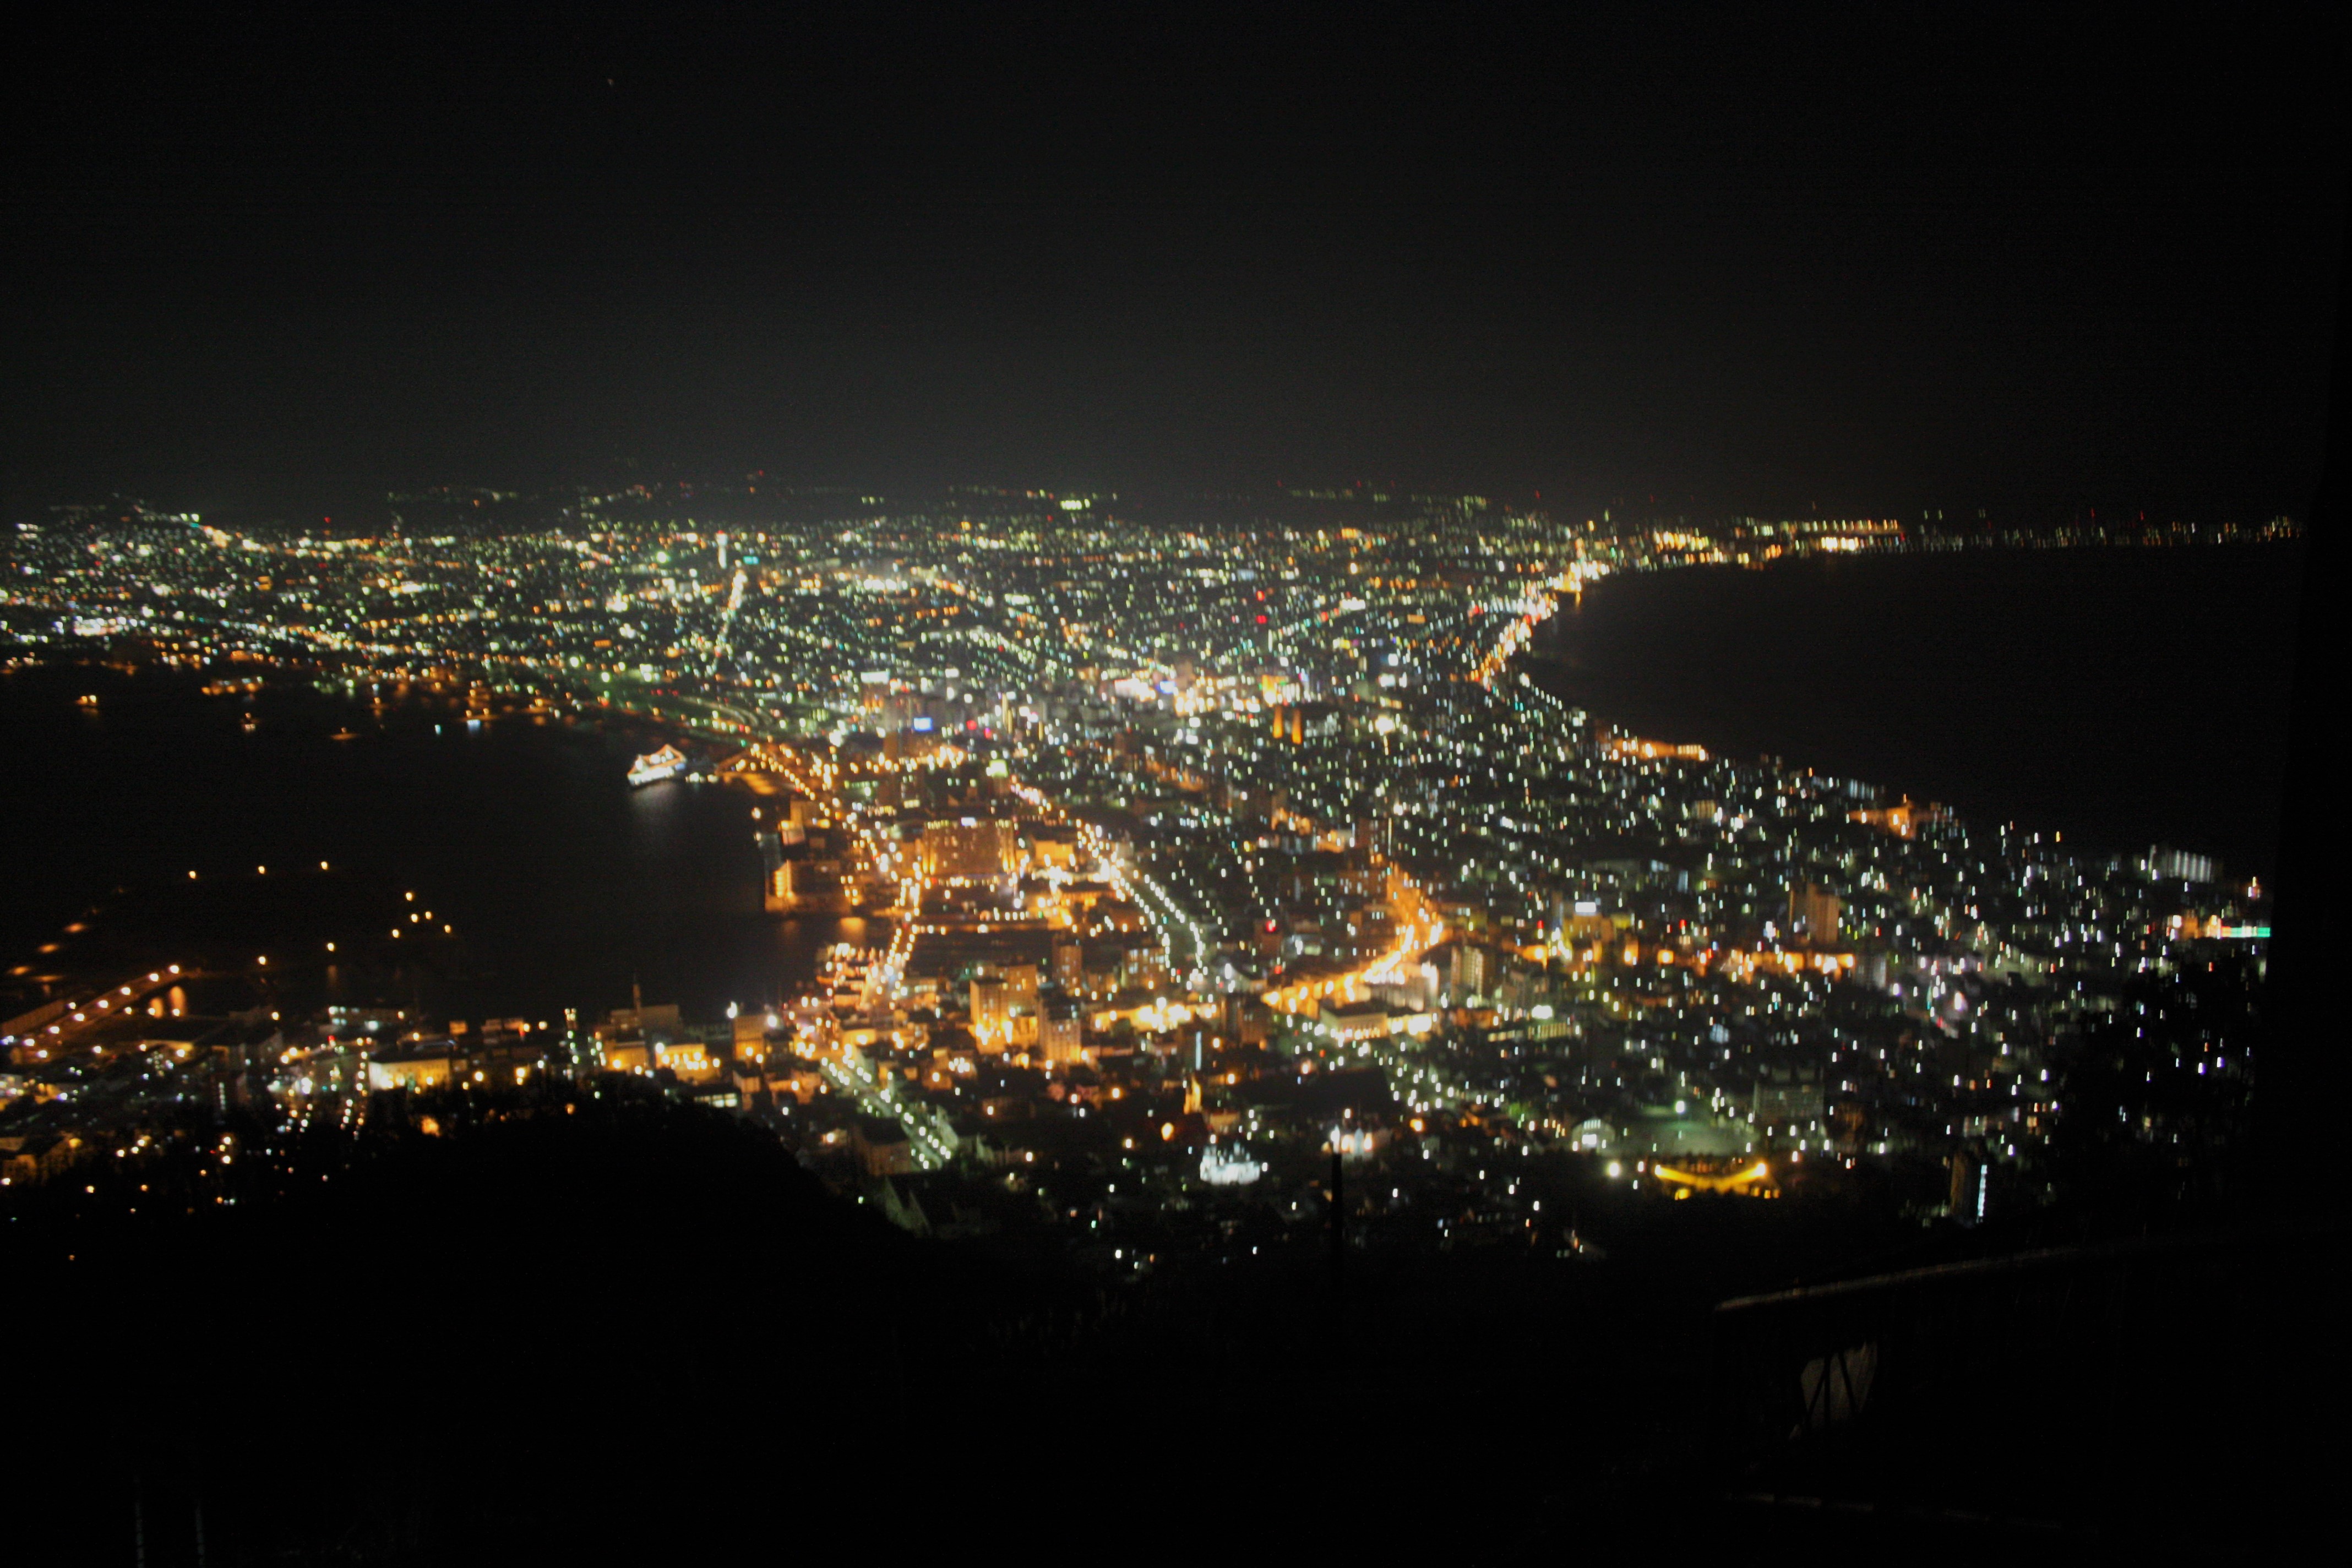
[1510,542,2301,876]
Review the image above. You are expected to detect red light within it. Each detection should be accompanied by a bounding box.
[1255,614,1267,624]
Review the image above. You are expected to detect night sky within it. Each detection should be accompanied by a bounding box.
[8,4,2344,517]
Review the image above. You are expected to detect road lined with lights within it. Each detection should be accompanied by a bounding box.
[4,966,197,1061]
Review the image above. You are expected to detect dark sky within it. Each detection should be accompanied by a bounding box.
[7,3,2345,518]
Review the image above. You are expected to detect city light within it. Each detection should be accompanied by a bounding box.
[0,476,2273,1423]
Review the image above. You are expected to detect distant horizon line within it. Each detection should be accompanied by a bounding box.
[15,481,2307,534]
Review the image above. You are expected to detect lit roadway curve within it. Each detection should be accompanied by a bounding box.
[1262,867,1445,1017]
[7,967,200,1064]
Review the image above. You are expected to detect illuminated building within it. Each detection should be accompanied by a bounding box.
[652,1039,721,1084]
[366,1042,458,1091]
[1313,999,1402,1044]
[1786,883,1843,944]
[2141,845,2218,885]
[851,1116,918,1177]
[971,977,1010,1049]
[1752,1066,1823,1134]
[1950,1146,1989,1223]
[1651,1158,1776,1197]
[922,817,1017,880]
[732,1012,772,1060]
[1199,1141,1264,1185]
[1039,1001,1084,1064]
[767,856,860,914]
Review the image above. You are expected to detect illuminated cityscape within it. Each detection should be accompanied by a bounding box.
[1,488,2280,1261]
[2,4,2333,1558]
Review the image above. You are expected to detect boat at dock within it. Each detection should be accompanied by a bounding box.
[628,743,689,786]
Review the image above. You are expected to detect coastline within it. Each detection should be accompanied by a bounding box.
[1514,541,2302,878]
[0,665,854,1026]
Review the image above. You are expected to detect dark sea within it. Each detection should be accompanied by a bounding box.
[1526,542,2305,879]
[0,668,866,1025]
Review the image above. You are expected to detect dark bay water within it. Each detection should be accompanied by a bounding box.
[1527,543,2305,878]
[0,668,861,1023]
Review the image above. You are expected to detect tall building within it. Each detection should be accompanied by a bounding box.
[923,817,1016,880]
[1949,1145,1990,1224]
[973,973,1011,1048]
[1445,940,1501,1005]
[1040,1001,1084,1064]
[1787,883,1843,944]
[1753,1065,1823,1131]
[2141,845,2217,885]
